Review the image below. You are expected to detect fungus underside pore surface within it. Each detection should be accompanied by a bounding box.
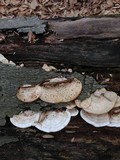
[0,63,103,126]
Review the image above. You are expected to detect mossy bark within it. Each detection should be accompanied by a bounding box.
[0,63,102,126]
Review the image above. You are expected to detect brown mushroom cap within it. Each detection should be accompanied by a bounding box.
[17,84,42,102]
[39,78,82,103]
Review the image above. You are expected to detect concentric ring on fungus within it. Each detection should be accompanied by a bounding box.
[10,110,40,128]
[34,110,71,133]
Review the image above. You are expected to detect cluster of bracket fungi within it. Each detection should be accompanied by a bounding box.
[10,76,120,133]
[1,53,119,132]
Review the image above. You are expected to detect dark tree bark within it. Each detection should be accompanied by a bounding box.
[1,39,120,68]
[0,116,120,160]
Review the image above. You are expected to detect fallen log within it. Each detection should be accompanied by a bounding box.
[0,16,120,67]
[0,39,120,68]
[47,17,120,40]
[0,16,120,160]
[0,116,120,160]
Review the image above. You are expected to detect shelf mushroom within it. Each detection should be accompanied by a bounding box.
[34,110,71,133]
[108,107,120,127]
[17,84,41,102]
[66,108,79,117]
[75,88,118,114]
[39,77,82,103]
[10,110,40,128]
[80,109,110,127]
[114,96,120,108]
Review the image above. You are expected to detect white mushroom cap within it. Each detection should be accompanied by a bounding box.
[10,110,40,128]
[17,84,42,102]
[40,78,82,103]
[114,96,120,108]
[78,89,117,114]
[35,110,71,133]
[80,109,110,127]
[108,107,120,127]
[66,108,79,117]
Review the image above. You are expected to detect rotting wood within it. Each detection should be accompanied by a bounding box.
[1,16,120,39]
[1,39,120,68]
[46,17,120,41]
[0,116,120,160]
[0,16,120,68]
[0,16,120,159]
[0,63,102,126]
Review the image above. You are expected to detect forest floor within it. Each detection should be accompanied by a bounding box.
[0,0,120,19]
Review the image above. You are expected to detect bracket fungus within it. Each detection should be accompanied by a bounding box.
[66,108,79,117]
[10,110,40,128]
[80,109,110,127]
[114,96,120,108]
[76,88,118,114]
[108,107,120,127]
[17,84,41,102]
[34,110,71,133]
[39,78,82,103]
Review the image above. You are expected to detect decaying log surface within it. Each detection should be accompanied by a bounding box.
[0,63,102,126]
[0,16,120,67]
[0,16,120,159]
[47,17,120,40]
[0,116,120,160]
[1,16,120,39]
[1,39,120,68]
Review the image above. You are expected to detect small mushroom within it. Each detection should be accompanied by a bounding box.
[108,107,120,127]
[17,84,42,102]
[80,109,110,127]
[10,110,40,128]
[40,78,82,103]
[35,110,71,133]
[42,63,57,72]
[66,108,79,117]
[76,88,117,114]
[66,102,76,109]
